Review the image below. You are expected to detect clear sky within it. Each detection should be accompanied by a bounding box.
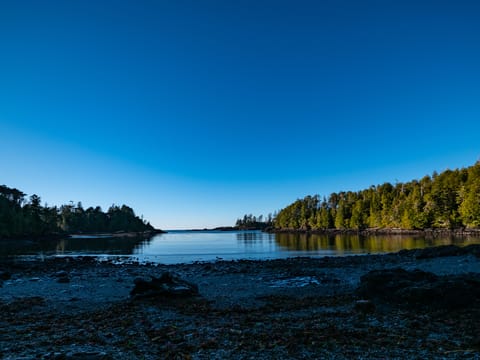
[1,0,479,229]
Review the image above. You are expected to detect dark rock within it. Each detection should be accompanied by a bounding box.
[54,270,70,283]
[54,270,69,278]
[0,270,11,280]
[203,264,213,271]
[463,244,480,258]
[398,277,480,308]
[131,272,199,299]
[416,245,463,259]
[357,268,480,309]
[357,268,438,301]
[416,244,480,259]
[354,299,375,313]
[397,249,417,257]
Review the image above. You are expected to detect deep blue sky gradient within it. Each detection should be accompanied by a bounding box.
[1,0,479,228]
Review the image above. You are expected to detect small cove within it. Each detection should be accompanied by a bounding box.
[2,230,480,264]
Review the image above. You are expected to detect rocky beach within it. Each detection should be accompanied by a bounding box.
[1,245,480,359]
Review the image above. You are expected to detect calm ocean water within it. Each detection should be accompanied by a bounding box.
[2,230,480,264]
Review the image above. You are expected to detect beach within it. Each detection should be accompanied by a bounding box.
[1,246,480,359]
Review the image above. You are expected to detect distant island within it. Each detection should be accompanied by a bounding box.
[269,161,480,234]
[187,214,274,232]
[0,185,162,240]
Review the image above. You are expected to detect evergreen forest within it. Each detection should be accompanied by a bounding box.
[235,213,274,230]
[0,185,154,239]
[274,161,480,231]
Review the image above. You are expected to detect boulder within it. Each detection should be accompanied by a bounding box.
[416,244,480,259]
[463,244,480,258]
[357,268,437,301]
[357,268,480,309]
[131,272,199,299]
[416,245,464,259]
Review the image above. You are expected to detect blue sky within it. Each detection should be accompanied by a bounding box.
[1,0,479,229]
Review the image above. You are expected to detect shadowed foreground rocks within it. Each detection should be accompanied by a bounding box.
[358,268,480,309]
[415,244,480,259]
[1,246,480,359]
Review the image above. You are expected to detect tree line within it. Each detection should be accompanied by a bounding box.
[0,185,154,239]
[235,213,274,230]
[274,161,480,231]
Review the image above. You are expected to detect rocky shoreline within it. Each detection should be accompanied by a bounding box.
[268,227,480,238]
[1,246,480,359]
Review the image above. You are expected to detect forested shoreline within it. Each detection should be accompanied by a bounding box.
[234,213,274,230]
[4,161,480,239]
[273,161,480,233]
[0,185,156,240]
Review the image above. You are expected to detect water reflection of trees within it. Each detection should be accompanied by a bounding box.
[274,233,475,254]
[55,236,155,255]
[236,231,275,243]
[0,239,58,256]
[0,236,156,257]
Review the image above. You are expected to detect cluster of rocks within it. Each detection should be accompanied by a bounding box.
[129,265,480,313]
[130,272,199,299]
[357,267,480,309]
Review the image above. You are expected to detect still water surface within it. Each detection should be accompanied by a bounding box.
[2,230,480,264]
